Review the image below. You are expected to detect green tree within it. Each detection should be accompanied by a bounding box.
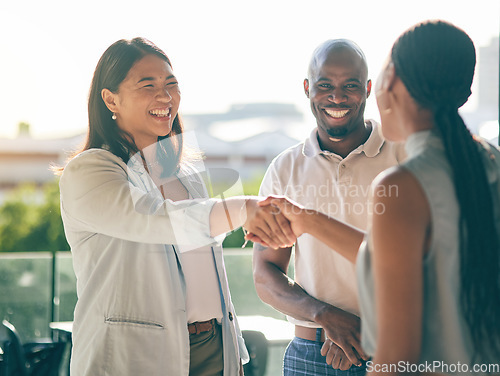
[0,180,69,252]
[222,173,264,248]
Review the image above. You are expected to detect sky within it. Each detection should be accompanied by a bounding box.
[0,0,498,139]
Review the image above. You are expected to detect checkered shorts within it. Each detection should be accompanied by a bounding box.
[283,334,367,376]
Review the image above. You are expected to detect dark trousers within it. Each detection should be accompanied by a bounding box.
[189,321,224,376]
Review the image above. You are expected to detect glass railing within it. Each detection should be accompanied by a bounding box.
[0,249,293,375]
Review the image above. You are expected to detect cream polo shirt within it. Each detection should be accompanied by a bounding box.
[259,120,405,327]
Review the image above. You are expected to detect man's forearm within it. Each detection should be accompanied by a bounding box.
[253,254,334,323]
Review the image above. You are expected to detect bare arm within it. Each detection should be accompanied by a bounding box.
[367,169,429,375]
[253,244,326,321]
[252,196,365,263]
[253,240,368,367]
[299,210,365,264]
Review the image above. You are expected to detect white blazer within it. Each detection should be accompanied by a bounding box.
[60,148,249,376]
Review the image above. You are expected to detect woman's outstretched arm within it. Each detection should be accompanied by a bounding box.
[248,196,365,263]
[61,150,296,249]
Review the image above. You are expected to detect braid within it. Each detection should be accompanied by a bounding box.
[436,108,500,361]
[392,20,500,361]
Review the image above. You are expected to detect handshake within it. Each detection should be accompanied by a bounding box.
[241,196,311,250]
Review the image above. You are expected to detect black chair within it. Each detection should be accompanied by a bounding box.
[242,330,268,376]
[0,320,66,376]
[0,320,29,376]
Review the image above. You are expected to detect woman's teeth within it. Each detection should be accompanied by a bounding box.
[149,109,170,117]
[325,109,349,118]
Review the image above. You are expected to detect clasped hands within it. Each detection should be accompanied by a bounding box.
[242,195,306,249]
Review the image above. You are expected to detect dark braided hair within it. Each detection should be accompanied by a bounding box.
[391,20,500,361]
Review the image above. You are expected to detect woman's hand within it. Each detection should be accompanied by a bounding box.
[244,195,310,248]
[242,197,296,249]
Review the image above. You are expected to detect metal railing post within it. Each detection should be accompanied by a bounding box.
[50,250,57,326]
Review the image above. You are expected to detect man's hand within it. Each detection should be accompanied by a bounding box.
[321,339,353,370]
[316,306,369,367]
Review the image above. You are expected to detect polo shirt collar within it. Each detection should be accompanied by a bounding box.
[302,128,324,157]
[360,120,385,158]
[302,119,384,159]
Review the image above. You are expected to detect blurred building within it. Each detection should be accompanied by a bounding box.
[463,36,499,144]
[0,103,310,202]
[0,124,83,202]
[185,103,309,181]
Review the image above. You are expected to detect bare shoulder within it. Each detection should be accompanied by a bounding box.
[373,166,423,197]
[370,167,430,260]
[371,166,430,222]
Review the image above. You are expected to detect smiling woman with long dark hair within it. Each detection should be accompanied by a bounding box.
[59,37,295,376]
[85,38,184,176]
